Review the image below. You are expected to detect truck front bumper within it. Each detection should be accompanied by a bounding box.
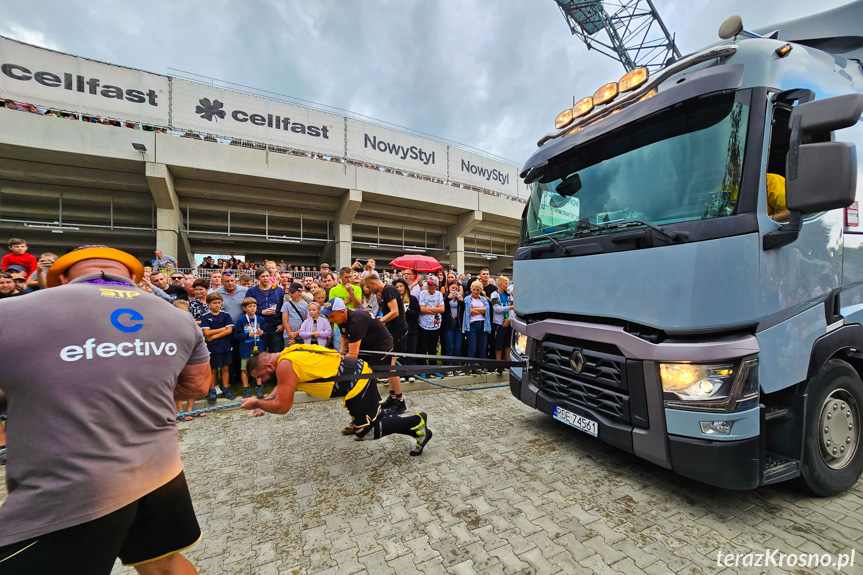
[510,366,762,490]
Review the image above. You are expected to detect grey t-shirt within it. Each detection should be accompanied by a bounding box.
[215,285,249,323]
[281,297,308,337]
[0,277,210,546]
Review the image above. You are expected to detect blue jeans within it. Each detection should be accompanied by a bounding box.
[443,326,462,358]
[466,321,488,368]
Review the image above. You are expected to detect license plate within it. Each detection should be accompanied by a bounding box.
[553,406,598,437]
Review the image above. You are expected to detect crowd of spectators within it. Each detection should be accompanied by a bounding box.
[2,98,526,204]
[2,238,514,423]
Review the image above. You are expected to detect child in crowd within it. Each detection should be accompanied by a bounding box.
[298,302,332,346]
[312,287,328,307]
[200,292,237,404]
[238,273,253,288]
[171,300,205,421]
[2,238,37,276]
[234,297,266,399]
[25,252,58,291]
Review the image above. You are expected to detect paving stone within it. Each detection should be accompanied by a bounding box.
[519,546,562,575]
[1,385,857,575]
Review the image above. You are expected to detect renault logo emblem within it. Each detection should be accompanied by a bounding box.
[570,349,585,372]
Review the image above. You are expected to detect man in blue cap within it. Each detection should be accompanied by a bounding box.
[320,297,412,414]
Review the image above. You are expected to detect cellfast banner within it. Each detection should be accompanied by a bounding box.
[0,36,522,197]
[0,36,169,125]
[346,118,448,179]
[447,147,519,197]
[171,78,345,156]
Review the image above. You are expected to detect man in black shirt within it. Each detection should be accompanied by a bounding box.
[149,271,188,302]
[370,275,407,334]
[321,297,409,415]
[365,274,409,412]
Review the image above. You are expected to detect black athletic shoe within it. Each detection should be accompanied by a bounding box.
[380,395,397,411]
[387,399,407,414]
[255,385,265,399]
[410,412,432,456]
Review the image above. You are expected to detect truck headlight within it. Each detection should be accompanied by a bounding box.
[660,357,759,412]
[513,331,528,356]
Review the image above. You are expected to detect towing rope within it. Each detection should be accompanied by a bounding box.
[0,355,522,429]
[175,351,522,417]
[414,373,510,391]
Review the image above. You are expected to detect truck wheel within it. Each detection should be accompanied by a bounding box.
[799,359,863,496]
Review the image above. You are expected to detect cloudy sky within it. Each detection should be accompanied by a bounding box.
[0,0,852,166]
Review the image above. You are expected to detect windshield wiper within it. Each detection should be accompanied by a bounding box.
[593,219,688,242]
[546,235,571,255]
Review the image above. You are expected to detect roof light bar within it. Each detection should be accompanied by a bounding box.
[539,44,738,146]
[619,67,648,92]
[593,82,619,106]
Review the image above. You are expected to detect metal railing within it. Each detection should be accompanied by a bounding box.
[2,98,527,204]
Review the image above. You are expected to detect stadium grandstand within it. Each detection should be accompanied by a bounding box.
[0,35,524,274]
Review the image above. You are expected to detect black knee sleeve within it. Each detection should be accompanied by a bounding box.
[378,412,422,438]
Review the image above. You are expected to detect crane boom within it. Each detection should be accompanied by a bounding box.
[553,0,682,72]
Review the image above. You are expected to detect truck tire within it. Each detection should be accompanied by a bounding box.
[799,359,863,496]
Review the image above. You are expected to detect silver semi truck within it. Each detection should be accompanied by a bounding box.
[511,2,863,494]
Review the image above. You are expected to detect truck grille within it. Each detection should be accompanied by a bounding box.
[536,340,630,423]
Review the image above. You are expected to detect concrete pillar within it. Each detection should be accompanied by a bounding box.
[446,210,482,275]
[155,208,179,260]
[145,162,194,267]
[335,189,362,270]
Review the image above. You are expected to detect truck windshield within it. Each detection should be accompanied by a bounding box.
[524,93,749,242]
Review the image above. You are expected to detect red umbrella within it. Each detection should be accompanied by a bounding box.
[390,255,443,273]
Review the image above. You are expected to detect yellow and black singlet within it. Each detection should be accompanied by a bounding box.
[277,344,372,402]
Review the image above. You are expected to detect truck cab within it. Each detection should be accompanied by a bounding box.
[511,2,863,494]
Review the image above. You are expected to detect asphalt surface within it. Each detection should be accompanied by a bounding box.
[2,377,862,574]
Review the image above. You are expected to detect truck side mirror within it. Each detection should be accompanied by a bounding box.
[789,94,863,135]
[786,142,857,213]
[763,93,863,250]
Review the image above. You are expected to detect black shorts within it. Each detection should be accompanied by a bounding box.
[345,377,383,430]
[0,472,200,574]
[209,350,232,368]
[390,330,408,354]
[495,324,513,351]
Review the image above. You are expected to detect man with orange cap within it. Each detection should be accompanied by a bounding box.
[0,245,211,574]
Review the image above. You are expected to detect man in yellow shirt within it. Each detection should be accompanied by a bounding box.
[766,173,790,221]
[242,344,433,456]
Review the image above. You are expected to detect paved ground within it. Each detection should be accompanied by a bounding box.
[3,379,863,574]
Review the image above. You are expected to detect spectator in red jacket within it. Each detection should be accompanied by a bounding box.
[1,238,37,276]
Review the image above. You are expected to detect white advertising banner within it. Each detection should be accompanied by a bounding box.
[447,147,519,197]
[0,36,169,125]
[171,78,345,156]
[346,118,447,179]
